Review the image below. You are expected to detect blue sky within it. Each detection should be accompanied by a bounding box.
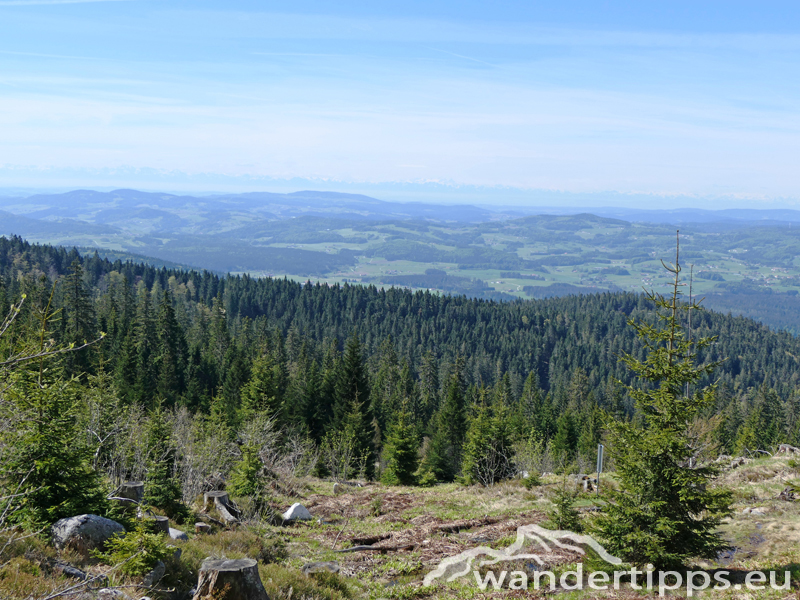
[0,1,799,206]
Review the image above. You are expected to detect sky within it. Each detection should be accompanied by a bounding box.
[0,1,799,207]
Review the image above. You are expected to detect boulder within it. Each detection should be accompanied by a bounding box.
[333,483,342,495]
[169,527,189,541]
[282,503,312,522]
[51,514,125,556]
[302,561,340,575]
[742,506,768,516]
[98,590,131,600]
[142,560,166,587]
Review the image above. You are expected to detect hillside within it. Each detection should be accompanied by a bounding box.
[2,236,800,598]
[4,189,800,332]
[1,235,799,449]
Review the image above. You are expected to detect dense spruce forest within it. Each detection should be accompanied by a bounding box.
[1,233,799,507]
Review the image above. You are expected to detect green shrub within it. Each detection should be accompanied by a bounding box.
[522,473,541,489]
[544,483,583,533]
[260,563,353,600]
[92,522,173,576]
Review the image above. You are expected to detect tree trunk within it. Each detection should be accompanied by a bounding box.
[192,558,269,600]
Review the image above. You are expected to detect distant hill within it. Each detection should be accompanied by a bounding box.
[3,189,800,331]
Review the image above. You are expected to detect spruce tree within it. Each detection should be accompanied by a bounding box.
[0,294,106,529]
[417,361,466,482]
[381,402,419,486]
[460,396,516,486]
[228,445,264,497]
[143,407,187,521]
[333,334,374,478]
[61,259,97,378]
[155,290,186,405]
[551,412,577,461]
[131,282,158,406]
[2,375,108,529]
[591,238,732,569]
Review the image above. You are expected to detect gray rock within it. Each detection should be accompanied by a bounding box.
[51,559,86,580]
[302,561,340,575]
[60,564,87,580]
[742,506,768,515]
[282,503,312,521]
[98,590,132,600]
[142,560,166,587]
[51,514,125,556]
[169,527,188,541]
[729,457,748,469]
[333,483,342,495]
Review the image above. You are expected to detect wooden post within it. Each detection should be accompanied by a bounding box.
[192,558,269,600]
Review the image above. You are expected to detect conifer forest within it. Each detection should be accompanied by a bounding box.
[2,234,800,597]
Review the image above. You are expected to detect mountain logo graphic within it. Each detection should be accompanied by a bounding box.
[423,523,622,586]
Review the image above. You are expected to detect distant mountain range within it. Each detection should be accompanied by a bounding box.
[3,188,800,227]
[4,188,800,334]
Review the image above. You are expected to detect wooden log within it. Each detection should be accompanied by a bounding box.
[334,543,415,554]
[192,558,269,600]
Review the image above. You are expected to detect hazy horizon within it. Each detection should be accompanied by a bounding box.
[1,1,799,208]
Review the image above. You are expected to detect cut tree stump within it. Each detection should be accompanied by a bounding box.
[192,558,269,600]
[151,516,170,534]
[195,522,211,534]
[110,480,144,512]
[119,481,144,503]
[203,491,240,524]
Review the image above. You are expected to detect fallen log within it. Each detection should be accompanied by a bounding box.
[335,543,416,554]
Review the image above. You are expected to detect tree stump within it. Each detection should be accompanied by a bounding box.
[192,558,269,600]
[119,481,144,503]
[150,516,170,535]
[112,481,144,513]
[195,522,211,534]
[203,491,240,524]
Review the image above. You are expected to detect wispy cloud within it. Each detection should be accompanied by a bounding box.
[426,47,497,68]
[0,0,128,6]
